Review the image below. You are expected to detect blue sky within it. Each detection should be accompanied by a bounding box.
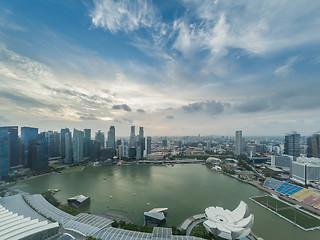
[1,0,320,136]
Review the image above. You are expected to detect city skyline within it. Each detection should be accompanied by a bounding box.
[1,1,320,136]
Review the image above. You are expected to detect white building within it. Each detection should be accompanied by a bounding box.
[291,157,320,185]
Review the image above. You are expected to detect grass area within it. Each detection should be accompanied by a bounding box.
[60,165,84,173]
[253,196,320,229]
[190,223,216,239]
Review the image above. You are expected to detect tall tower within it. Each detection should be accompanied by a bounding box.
[129,126,136,148]
[107,126,116,152]
[0,126,18,167]
[147,136,152,155]
[235,131,244,155]
[73,129,84,164]
[0,128,9,180]
[84,129,91,157]
[65,132,72,164]
[307,132,320,158]
[284,132,300,157]
[21,127,38,167]
[60,128,70,159]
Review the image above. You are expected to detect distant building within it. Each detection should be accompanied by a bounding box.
[271,155,293,172]
[107,126,115,155]
[284,132,300,157]
[129,126,136,148]
[291,157,320,185]
[307,132,320,158]
[122,140,129,157]
[147,137,152,155]
[73,129,84,164]
[95,130,105,148]
[235,131,245,155]
[60,128,70,159]
[65,132,73,164]
[0,126,18,167]
[0,128,9,180]
[29,133,49,171]
[162,138,167,149]
[48,131,60,158]
[84,129,91,158]
[21,127,38,167]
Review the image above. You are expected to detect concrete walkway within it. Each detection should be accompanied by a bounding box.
[186,218,206,236]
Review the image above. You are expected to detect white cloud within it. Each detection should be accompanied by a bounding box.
[274,56,299,77]
[90,0,157,33]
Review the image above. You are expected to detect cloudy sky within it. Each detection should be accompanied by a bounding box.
[1,0,320,137]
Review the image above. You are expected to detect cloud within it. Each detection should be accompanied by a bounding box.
[90,0,158,33]
[112,104,132,112]
[182,100,228,115]
[166,115,174,119]
[274,56,299,77]
[0,116,9,122]
[79,113,98,120]
[137,108,145,113]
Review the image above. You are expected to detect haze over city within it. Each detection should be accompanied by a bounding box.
[1,0,320,136]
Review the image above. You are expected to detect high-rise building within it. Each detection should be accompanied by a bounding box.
[307,132,320,158]
[65,132,72,164]
[0,126,18,167]
[0,128,9,180]
[48,131,60,158]
[147,137,152,155]
[284,132,300,157]
[29,133,49,171]
[60,128,70,159]
[162,138,167,149]
[84,129,91,158]
[95,130,105,148]
[138,127,145,158]
[122,140,129,157]
[235,131,245,155]
[73,129,84,164]
[129,126,136,148]
[21,127,38,167]
[107,126,116,153]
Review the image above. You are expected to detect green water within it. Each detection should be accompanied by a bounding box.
[13,164,319,240]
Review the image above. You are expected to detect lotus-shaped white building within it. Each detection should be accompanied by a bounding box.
[203,201,254,240]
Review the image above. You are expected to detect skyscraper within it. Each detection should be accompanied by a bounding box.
[122,139,129,157]
[73,129,84,164]
[284,132,300,157]
[95,130,105,148]
[107,126,116,152]
[65,132,72,164]
[138,127,145,158]
[84,129,91,157]
[48,131,60,158]
[29,133,49,171]
[307,132,320,158]
[21,127,38,167]
[0,126,18,167]
[0,128,9,180]
[60,128,70,159]
[235,131,245,155]
[147,136,151,155]
[129,126,136,148]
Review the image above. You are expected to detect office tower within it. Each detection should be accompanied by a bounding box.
[162,138,167,148]
[90,140,100,160]
[107,126,116,153]
[0,126,18,167]
[60,128,70,159]
[73,129,84,164]
[138,127,145,157]
[129,126,136,148]
[117,144,123,159]
[95,130,105,148]
[21,127,38,167]
[48,131,60,158]
[65,132,72,164]
[29,133,49,171]
[122,140,129,157]
[235,131,245,155]
[284,132,300,157]
[307,132,320,158]
[206,141,211,151]
[0,128,9,180]
[147,137,151,155]
[84,129,91,157]
[129,147,136,159]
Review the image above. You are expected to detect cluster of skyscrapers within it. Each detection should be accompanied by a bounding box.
[0,125,153,180]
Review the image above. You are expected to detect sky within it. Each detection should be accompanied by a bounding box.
[0,0,320,137]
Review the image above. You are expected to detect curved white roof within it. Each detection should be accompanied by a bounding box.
[203,201,254,240]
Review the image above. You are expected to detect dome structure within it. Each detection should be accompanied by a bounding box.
[203,201,254,240]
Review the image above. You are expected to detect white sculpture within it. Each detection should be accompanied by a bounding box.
[203,201,254,240]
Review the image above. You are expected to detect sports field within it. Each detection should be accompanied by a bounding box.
[252,195,320,229]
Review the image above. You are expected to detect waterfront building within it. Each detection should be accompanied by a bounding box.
[84,129,91,157]
[129,147,136,159]
[291,157,320,185]
[271,155,293,172]
[73,129,84,164]
[29,133,49,171]
[60,128,70,159]
[90,140,100,161]
[48,131,60,158]
[21,127,38,167]
[235,130,245,155]
[147,136,152,155]
[284,132,300,157]
[107,126,116,155]
[307,132,320,158]
[122,139,129,157]
[67,195,90,208]
[0,128,9,180]
[129,126,136,148]
[0,126,18,167]
[95,130,105,148]
[65,132,72,164]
